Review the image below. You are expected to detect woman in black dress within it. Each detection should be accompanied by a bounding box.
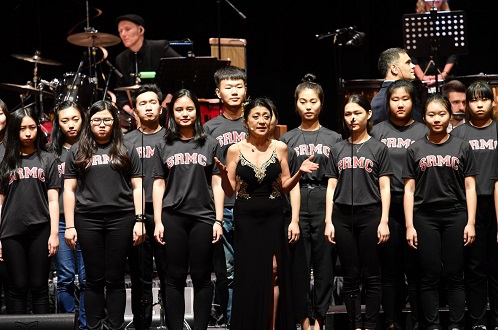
[218,97,318,330]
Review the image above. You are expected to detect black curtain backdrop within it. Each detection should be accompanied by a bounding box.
[0,0,495,135]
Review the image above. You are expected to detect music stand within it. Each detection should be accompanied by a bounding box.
[402,9,468,92]
[154,56,230,99]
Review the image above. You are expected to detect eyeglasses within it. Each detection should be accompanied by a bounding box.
[90,118,114,126]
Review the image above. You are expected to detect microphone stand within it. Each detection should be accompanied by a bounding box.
[349,118,356,330]
[429,5,441,93]
[216,0,247,59]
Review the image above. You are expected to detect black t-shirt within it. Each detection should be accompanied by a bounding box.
[125,127,165,203]
[0,151,61,239]
[451,122,497,196]
[402,135,478,208]
[325,137,393,205]
[64,140,142,214]
[279,127,342,183]
[371,120,428,193]
[203,114,247,208]
[151,136,222,224]
[490,149,498,181]
[57,147,71,216]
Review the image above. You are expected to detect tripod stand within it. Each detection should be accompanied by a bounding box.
[402,8,468,93]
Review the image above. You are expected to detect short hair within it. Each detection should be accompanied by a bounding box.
[214,65,247,88]
[377,48,407,78]
[424,93,451,115]
[132,84,163,108]
[466,80,494,101]
[441,80,466,98]
[386,79,420,106]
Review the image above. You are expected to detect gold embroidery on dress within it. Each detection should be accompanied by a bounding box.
[269,173,282,199]
[236,175,250,199]
[239,149,277,184]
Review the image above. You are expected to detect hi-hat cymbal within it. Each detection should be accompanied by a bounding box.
[114,84,142,92]
[11,52,62,66]
[67,31,121,47]
[0,83,55,98]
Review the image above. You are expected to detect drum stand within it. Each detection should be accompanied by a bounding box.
[215,0,247,60]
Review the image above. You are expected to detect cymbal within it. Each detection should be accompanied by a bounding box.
[67,31,121,47]
[11,52,62,66]
[0,83,55,98]
[114,84,141,92]
[454,73,498,82]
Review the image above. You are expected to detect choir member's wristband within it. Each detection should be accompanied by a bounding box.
[214,220,224,227]
[135,214,146,222]
[65,227,75,230]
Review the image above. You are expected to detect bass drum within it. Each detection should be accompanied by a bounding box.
[56,72,96,109]
[199,98,222,124]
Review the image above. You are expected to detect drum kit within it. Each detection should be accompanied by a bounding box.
[1,29,121,106]
[0,1,140,133]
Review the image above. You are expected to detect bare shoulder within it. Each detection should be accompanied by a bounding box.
[274,140,288,153]
[226,143,241,160]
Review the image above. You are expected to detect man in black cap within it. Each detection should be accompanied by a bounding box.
[114,14,180,126]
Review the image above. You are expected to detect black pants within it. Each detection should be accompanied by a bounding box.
[2,223,52,314]
[333,203,382,330]
[291,184,335,321]
[380,195,421,327]
[128,203,167,330]
[161,210,214,330]
[465,195,498,327]
[415,204,466,330]
[76,211,135,330]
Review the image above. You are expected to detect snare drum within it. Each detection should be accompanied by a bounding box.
[199,98,222,124]
[56,72,95,109]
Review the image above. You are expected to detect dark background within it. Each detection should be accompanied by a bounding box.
[0,0,495,135]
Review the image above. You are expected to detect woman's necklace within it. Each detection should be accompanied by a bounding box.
[349,136,369,153]
[427,134,450,144]
[299,125,321,154]
[248,138,270,152]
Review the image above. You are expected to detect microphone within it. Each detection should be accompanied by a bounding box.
[105,60,124,78]
[315,26,354,40]
[346,31,365,46]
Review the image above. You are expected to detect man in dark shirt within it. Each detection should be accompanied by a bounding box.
[371,48,421,124]
[114,14,180,124]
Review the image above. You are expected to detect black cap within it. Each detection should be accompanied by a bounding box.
[116,14,145,27]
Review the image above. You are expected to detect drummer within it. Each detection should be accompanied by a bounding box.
[114,14,180,127]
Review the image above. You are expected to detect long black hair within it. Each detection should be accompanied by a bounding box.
[74,100,130,173]
[0,98,9,143]
[164,89,207,147]
[46,100,85,158]
[0,107,46,190]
